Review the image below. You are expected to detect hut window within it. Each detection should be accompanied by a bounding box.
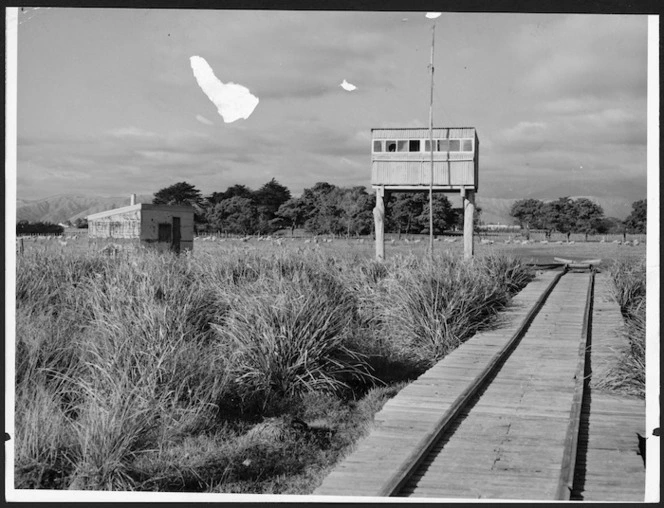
[438,139,449,151]
[448,139,460,151]
[396,140,408,152]
[386,141,397,152]
[409,140,421,152]
[373,140,383,152]
[110,221,123,237]
[461,139,473,151]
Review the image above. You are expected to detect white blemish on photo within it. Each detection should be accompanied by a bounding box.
[190,56,259,123]
[340,79,357,92]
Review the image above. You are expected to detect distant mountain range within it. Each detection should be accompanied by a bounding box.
[15,193,639,225]
[16,194,155,224]
[476,195,638,224]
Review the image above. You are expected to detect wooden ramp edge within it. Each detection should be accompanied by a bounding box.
[576,272,645,501]
[313,270,560,497]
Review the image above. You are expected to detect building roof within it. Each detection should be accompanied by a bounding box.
[371,127,476,131]
[371,127,478,140]
[87,203,194,220]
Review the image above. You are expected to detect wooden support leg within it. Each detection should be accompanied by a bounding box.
[373,187,385,261]
[464,190,475,260]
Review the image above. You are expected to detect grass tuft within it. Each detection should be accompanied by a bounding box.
[594,258,646,398]
[15,245,534,492]
[377,253,532,364]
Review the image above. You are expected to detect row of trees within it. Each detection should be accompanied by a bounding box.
[15,183,647,240]
[624,199,647,233]
[153,180,476,237]
[16,221,65,236]
[509,197,647,239]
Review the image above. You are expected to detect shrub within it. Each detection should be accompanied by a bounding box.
[15,382,76,489]
[214,265,373,411]
[600,258,646,397]
[14,245,534,492]
[378,253,532,364]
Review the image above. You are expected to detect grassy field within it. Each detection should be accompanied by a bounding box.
[13,233,646,493]
[17,228,647,267]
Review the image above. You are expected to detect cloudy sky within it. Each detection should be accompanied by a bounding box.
[14,8,649,203]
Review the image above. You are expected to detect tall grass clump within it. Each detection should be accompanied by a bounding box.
[15,252,106,488]
[599,257,646,397]
[377,253,532,365]
[210,253,374,413]
[67,252,236,489]
[15,244,535,493]
[15,249,234,490]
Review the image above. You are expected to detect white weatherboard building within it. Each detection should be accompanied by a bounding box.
[87,196,194,253]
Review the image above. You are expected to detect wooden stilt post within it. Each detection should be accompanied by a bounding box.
[373,186,385,261]
[464,190,475,260]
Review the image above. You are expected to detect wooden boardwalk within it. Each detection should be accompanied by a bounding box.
[400,272,589,499]
[572,272,645,501]
[313,269,645,500]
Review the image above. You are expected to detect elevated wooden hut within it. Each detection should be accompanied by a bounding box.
[371,127,479,191]
[371,127,480,260]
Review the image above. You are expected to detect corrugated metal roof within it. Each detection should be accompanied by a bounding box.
[372,127,477,139]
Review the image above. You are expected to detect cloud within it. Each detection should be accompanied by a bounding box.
[500,121,547,143]
[189,55,259,123]
[511,15,647,101]
[195,114,214,126]
[46,168,93,180]
[160,13,402,102]
[107,126,158,139]
[16,11,647,205]
[17,129,250,199]
[340,157,362,167]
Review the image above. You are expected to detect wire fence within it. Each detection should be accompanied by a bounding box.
[476,230,646,243]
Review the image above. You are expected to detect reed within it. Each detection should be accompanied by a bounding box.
[376,253,532,363]
[595,258,647,397]
[14,245,533,492]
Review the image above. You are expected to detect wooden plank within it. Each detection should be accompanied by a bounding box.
[578,273,645,501]
[405,273,591,500]
[316,271,600,499]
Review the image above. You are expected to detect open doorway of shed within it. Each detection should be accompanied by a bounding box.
[172,217,181,254]
[158,223,172,243]
[158,218,182,253]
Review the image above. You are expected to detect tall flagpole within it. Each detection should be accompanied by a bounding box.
[428,21,435,264]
